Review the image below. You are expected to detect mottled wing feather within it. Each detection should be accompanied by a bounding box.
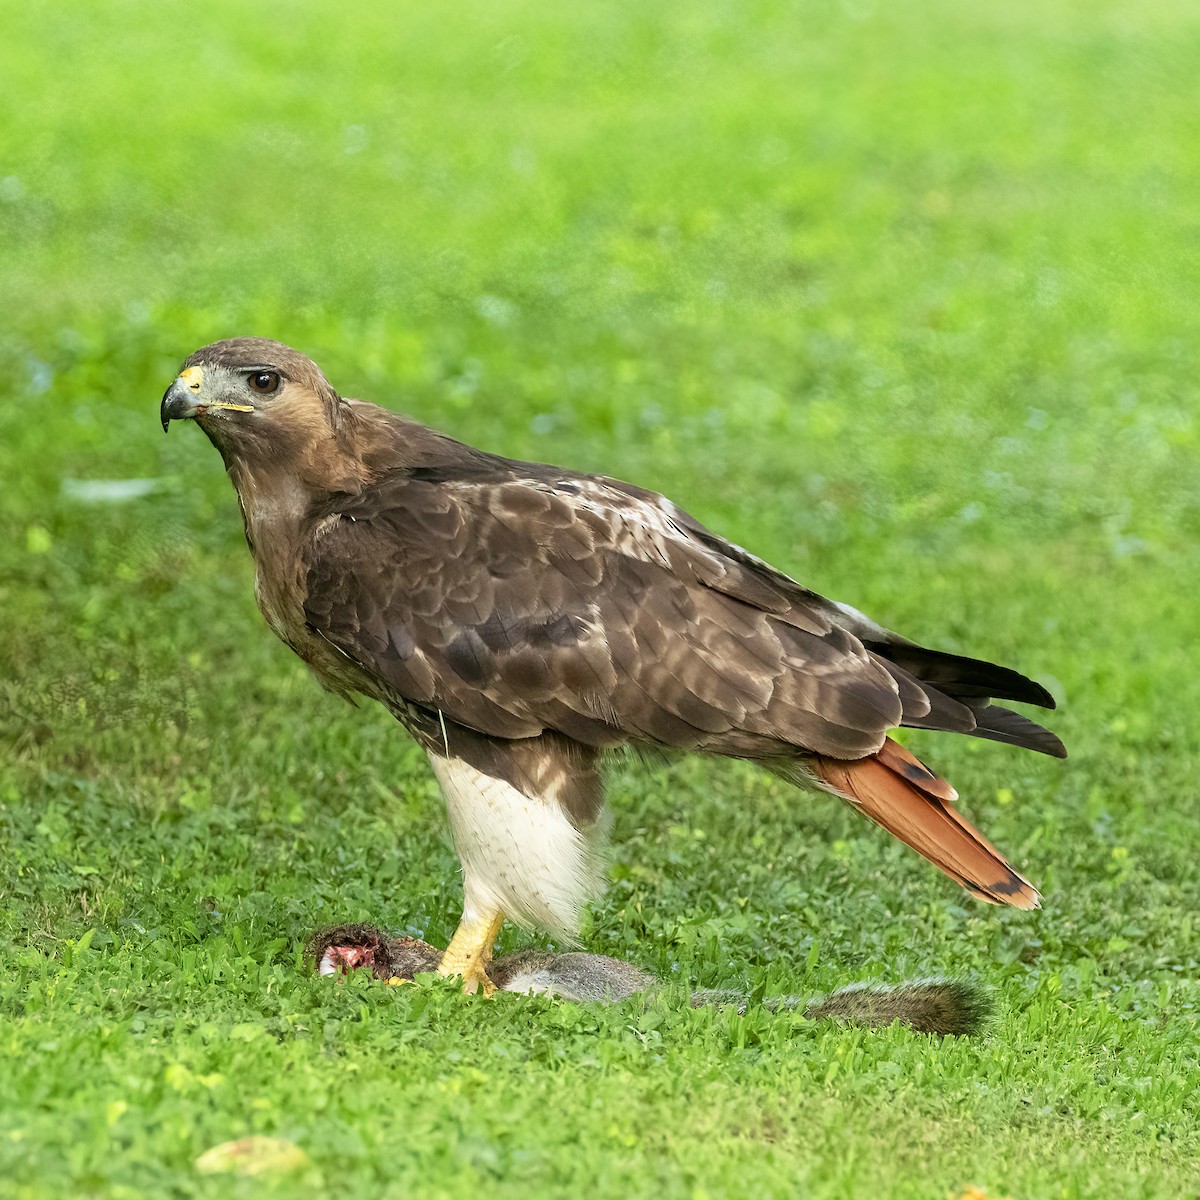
[618,483,1062,754]
[301,469,906,759]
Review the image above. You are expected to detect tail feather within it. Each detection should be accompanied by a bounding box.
[811,738,1039,909]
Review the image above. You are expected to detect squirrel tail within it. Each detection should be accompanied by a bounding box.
[689,978,991,1037]
[802,977,992,1037]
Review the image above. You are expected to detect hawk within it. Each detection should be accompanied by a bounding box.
[161,338,1065,993]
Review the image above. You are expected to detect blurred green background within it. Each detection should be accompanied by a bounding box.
[1,1,1197,1197]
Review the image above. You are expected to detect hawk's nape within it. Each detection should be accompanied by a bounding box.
[162,337,1064,992]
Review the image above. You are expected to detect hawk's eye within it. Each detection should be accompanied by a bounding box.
[248,371,280,394]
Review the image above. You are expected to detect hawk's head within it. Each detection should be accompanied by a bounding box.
[160,337,343,461]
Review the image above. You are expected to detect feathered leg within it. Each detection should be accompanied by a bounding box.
[425,726,607,994]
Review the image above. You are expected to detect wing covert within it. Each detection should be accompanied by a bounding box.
[300,469,903,759]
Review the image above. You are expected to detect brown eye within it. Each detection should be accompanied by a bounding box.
[248,371,280,394]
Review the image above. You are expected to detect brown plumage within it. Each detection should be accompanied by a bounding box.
[162,338,1063,989]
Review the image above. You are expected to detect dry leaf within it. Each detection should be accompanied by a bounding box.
[195,1136,310,1176]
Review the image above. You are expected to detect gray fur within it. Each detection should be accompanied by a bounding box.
[311,924,991,1036]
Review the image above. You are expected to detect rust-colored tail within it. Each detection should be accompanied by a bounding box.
[811,738,1039,909]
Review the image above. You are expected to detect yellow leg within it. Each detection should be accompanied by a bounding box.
[437,908,505,995]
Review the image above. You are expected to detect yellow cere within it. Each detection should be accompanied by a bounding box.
[179,366,204,391]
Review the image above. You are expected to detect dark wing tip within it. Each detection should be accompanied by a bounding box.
[865,640,1058,711]
[968,705,1068,758]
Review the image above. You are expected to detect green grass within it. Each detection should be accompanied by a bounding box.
[2,0,1199,1196]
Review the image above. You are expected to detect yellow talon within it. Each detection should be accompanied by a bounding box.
[438,909,505,996]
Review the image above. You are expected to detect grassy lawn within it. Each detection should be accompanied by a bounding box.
[2,0,1198,1195]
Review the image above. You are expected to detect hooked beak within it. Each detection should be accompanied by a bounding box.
[160,365,253,432]
[160,380,198,432]
[160,366,205,433]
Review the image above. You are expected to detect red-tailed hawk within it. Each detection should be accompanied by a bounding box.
[161,338,1064,993]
